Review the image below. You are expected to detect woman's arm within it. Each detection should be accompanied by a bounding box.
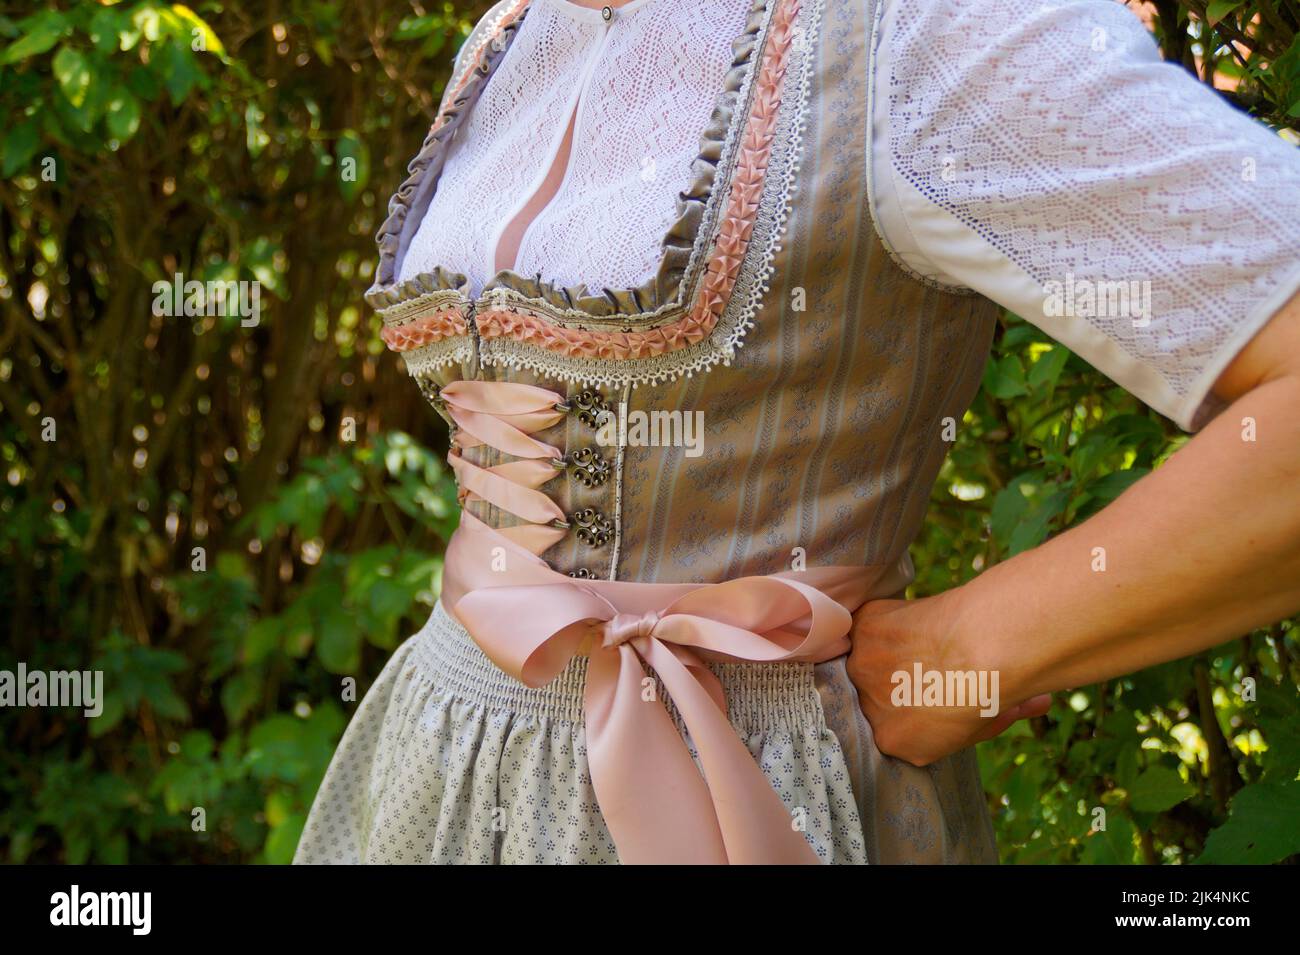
[849,289,1300,766]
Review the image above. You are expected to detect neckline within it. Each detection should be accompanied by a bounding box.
[372,0,775,326]
[551,0,660,21]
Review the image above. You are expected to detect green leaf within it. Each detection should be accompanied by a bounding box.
[220,669,262,726]
[990,473,1039,545]
[393,15,439,41]
[105,88,142,141]
[265,813,306,864]
[369,578,412,620]
[1255,681,1300,779]
[316,610,360,674]
[245,102,269,157]
[1205,1,1245,27]
[87,7,123,54]
[1073,467,1150,521]
[243,618,281,664]
[64,829,92,865]
[1114,744,1142,792]
[181,729,215,760]
[242,236,287,298]
[0,10,68,65]
[1128,765,1195,812]
[98,831,129,865]
[215,551,251,580]
[88,693,126,737]
[1009,487,1068,554]
[982,354,1029,400]
[52,46,92,108]
[1081,812,1137,864]
[1027,345,1069,392]
[132,7,162,43]
[1,117,41,177]
[161,39,202,104]
[170,5,226,58]
[1198,780,1300,864]
[990,473,1068,555]
[1083,468,1148,505]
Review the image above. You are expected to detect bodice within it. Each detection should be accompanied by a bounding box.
[367,0,1000,586]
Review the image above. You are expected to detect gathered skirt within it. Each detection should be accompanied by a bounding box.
[293,601,997,864]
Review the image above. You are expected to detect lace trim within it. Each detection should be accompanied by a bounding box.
[376,285,471,358]
[466,0,775,321]
[861,0,973,296]
[398,337,475,375]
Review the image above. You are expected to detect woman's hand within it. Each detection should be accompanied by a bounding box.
[847,295,1300,768]
[846,592,1051,767]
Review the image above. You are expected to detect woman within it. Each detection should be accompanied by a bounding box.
[294,0,1300,864]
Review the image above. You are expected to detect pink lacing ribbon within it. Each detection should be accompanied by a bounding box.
[439,380,571,555]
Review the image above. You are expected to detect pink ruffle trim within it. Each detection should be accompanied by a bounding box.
[475,307,714,360]
[381,309,468,352]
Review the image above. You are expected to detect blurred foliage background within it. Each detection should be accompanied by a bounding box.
[0,0,1297,864]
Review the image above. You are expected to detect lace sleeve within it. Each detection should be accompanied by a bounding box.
[869,0,1300,430]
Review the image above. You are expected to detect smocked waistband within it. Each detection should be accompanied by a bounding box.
[410,600,826,734]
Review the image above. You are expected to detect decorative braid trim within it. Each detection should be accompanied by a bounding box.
[475,306,713,359]
[377,287,466,323]
[726,0,820,354]
[695,0,799,329]
[400,337,476,376]
[381,308,468,352]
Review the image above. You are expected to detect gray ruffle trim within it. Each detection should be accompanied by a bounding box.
[367,4,531,306]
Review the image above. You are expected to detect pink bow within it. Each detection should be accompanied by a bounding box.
[444,512,907,864]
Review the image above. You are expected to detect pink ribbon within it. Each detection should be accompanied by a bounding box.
[441,380,570,555]
[443,511,911,865]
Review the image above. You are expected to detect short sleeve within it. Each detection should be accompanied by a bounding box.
[869,0,1300,430]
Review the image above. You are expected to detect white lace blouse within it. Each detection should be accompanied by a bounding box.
[400,0,1300,431]
[401,0,752,298]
